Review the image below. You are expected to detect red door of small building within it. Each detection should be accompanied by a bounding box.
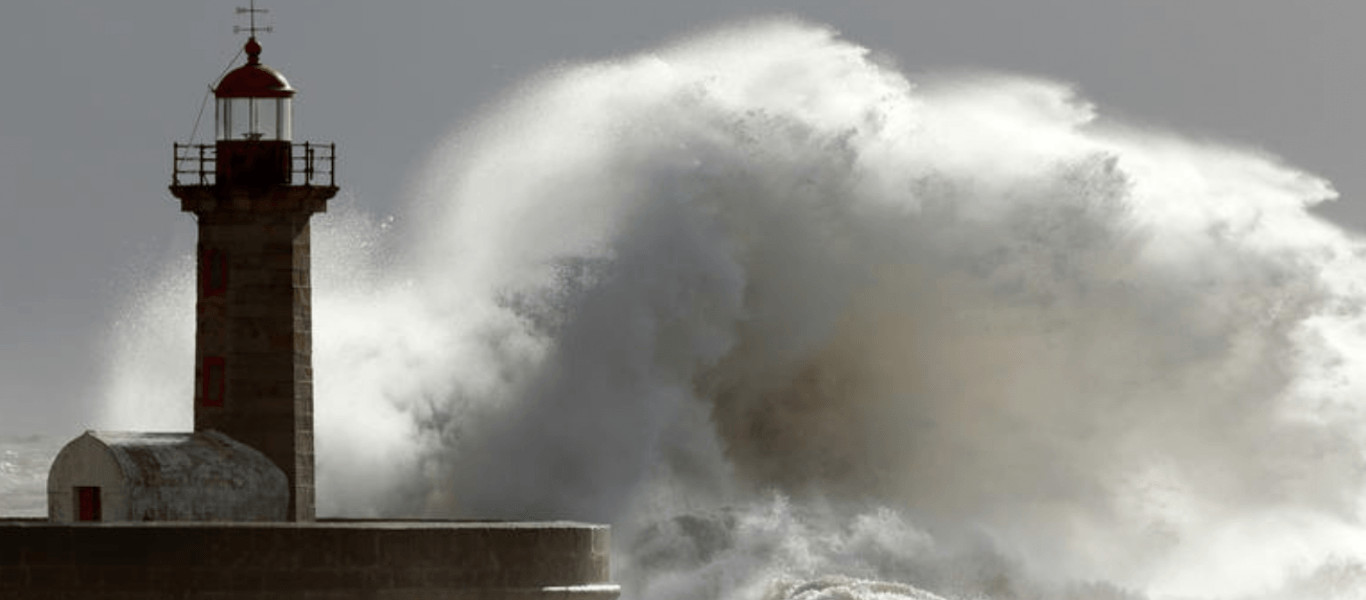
[75,486,101,521]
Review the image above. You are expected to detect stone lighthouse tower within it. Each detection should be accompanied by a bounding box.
[169,29,337,521]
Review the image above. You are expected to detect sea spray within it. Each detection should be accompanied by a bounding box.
[97,18,1366,600]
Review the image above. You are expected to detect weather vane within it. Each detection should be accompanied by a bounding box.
[233,0,272,38]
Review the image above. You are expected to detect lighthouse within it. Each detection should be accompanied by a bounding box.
[169,30,337,521]
[11,8,616,597]
[45,21,336,524]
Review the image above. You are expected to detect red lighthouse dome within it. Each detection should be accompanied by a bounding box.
[214,38,294,141]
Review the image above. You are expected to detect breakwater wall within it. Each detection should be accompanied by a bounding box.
[0,519,617,599]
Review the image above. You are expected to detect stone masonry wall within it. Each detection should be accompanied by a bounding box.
[0,520,617,600]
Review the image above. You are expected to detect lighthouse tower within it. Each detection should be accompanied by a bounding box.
[170,28,337,521]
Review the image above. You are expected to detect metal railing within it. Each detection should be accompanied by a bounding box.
[172,142,337,187]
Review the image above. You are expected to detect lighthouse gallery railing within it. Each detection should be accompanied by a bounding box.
[172,142,336,187]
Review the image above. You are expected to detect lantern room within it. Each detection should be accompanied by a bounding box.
[209,36,298,187]
[215,37,293,141]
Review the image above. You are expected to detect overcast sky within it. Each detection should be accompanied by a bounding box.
[2,1,1363,435]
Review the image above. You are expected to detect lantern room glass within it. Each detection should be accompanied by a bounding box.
[217,97,292,141]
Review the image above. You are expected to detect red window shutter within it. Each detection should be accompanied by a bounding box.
[202,356,226,407]
[75,486,101,522]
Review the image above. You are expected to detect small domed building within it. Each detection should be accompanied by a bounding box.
[47,431,287,523]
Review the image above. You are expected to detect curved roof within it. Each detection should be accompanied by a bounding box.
[87,431,283,489]
[215,37,295,98]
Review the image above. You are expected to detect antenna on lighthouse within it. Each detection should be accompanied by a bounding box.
[233,0,272,37]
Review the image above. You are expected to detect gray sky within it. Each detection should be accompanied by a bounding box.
[2,1,1363,435]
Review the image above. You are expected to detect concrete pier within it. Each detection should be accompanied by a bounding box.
[0,519,619,599]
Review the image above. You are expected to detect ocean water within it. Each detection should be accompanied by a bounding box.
[12,18,1366,600]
